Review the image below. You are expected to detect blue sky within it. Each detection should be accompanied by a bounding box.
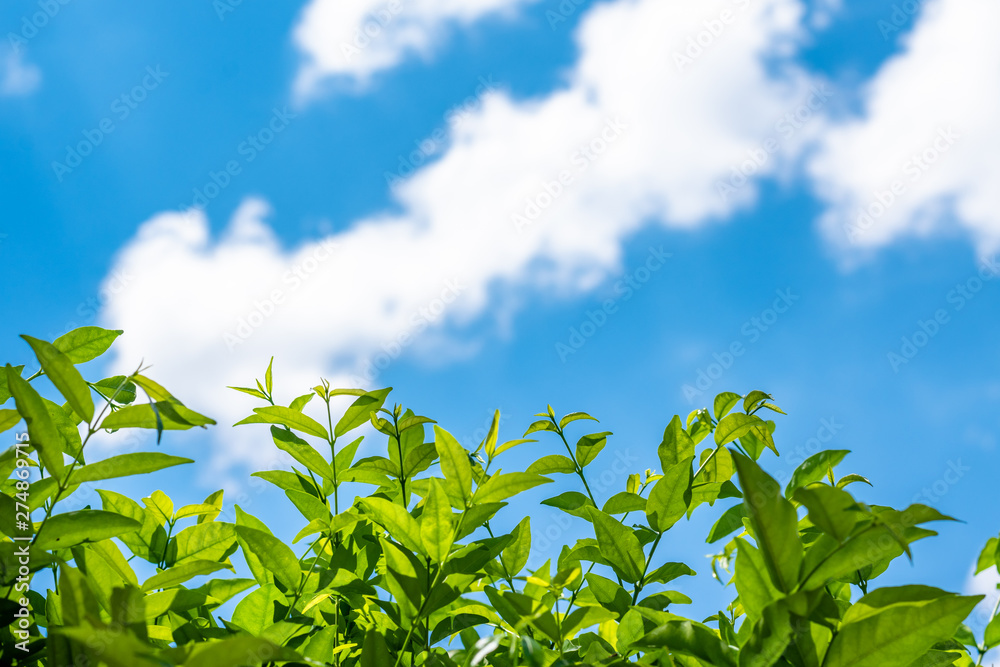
[3,0,999,628]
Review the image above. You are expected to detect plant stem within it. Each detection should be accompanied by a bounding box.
[393,459,493,667]
[285,532,334,624]
[631,532,663,606]
[692,445,721,482]
[390,414,407,506]
[555,428,598,507]
[324,395,339,515]
[976,596,1000,665]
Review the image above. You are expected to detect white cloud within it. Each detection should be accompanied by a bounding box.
[102,0,822,478]
[810,0,1000,256]
[292,0,534,97]
[0,47,41,97]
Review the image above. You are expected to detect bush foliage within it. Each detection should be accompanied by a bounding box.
[2,327,999,666]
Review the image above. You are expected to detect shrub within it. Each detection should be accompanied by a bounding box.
[1,328,999,666]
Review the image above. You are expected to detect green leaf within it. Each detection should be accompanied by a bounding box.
[175,503,223,521]
[286,489,329,522]
[542,491,595,516]
[233,507,273,586]
[270,426,334,480]
[252,470,319,495]
[35,510,141,550]
[166,522,237,566]
[166,636,301,667]
[646,457,692,533]
[353,455,401,478]
[585,572,632,616]
[22,336,94,423]
[494,438,536,457]
[56,620,163,667]
[69,452,193,485]
[800,506,953,591]
[228,385,268,400]
[0,493,20,539]
[238,405,327,439]
[741,600,793,667]
[524,419,558,436]
[6,365,64,477]
[716,413,766,446]
[98,490,163,563]
[380,538,424,620]
[359,496,426,557]
[984,612,1000,649]
[288,392,314,412]
[53,327,123,364]
[559,411,598,429]
[143,490,174,524]
[361,630,393,667]
[335,388,391,437]
[713,392,742,420]
[975,537,998,574]
[734,538,782,623]
[732,450,802,593]
[236,526,302,591]
[141,559,230,592]
[300,627,340,663]
[800,527,903,591]
[576,431,612,467]
[44,398,83,460]
[562,605,617,638]
[824,588,982,667]
[658,415,695,469]
[502,517,531,575]
[0,365,24,404]
[197,489,224,524]
[335,435,364,472]
[837,473,873,489]
[632,619,738,667]
[398,414,437,433]
[525,454,577,475]
[231,582,285,635]
[403,441,437,477]
[908,650,969,667]
[707,503,747,543]
[743,390,773,413]
[793,483,861,542]
[785,450,851,497]
[590,509,645,583]
[93,376,137,404]
[420,478,454,562]
[602,492,647,515]
[436,425,472,503]
[476,472,552,504]
[643,561,696,586]
[101,401,215,431]
[0,409,20,433]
